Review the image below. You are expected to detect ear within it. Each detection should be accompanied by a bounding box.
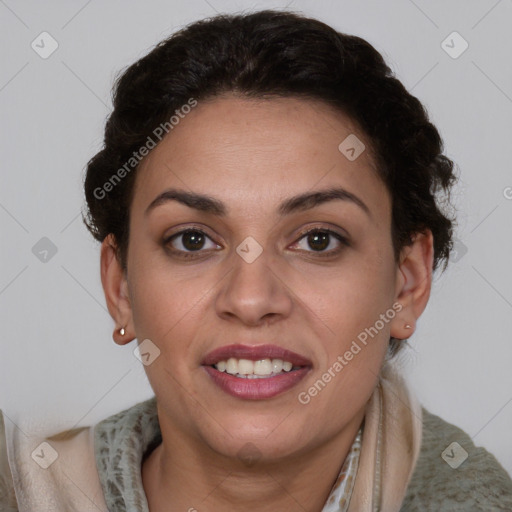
[100,234,135,345]
[390,230,434,340]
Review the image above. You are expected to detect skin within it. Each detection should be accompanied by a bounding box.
[101,94,433,512]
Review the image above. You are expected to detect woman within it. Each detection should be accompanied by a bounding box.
[1,9,511,512]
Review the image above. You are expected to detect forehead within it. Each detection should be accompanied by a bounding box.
[131,94,389,221]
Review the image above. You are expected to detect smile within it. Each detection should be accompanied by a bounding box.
[214,357,297,378]
[202,344,312,399]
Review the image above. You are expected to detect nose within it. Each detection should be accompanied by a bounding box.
[215,245,293,327]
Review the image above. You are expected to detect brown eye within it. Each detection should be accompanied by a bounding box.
[306,231,330,251]
[294,228,348,255]
[165,229,219,256]
[180,230,206,251]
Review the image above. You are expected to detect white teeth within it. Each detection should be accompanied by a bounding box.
[272,359,283,373]
[254,359,273,375]
[226,357,238,375]
[238,359,254,375]
[214,357,297,377]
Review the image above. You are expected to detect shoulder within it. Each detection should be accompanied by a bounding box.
[401,407,512,511]
[0,407,108,512]
[0,398,157,512]
[0,410,18,511]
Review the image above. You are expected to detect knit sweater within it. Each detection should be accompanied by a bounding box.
[1,398,511,511]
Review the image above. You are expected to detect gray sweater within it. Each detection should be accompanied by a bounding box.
[1,404,511,511]
[400,408,512,511]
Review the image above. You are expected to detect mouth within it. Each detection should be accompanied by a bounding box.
[201,344,312,399]
[213,357,300,378]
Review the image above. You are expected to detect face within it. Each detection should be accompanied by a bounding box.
[120,94,403,461]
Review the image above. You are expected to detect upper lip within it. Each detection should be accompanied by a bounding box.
[202,344,312,367]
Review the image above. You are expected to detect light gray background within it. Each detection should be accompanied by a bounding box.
[1,0,511,475]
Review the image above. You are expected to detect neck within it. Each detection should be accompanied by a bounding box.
[141,408,365,512]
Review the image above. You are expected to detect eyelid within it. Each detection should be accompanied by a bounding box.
[291,226,350,255]
[163,223,350,260]
[163,225,221,256]
[294,223,349,240]
[163,224,217,242]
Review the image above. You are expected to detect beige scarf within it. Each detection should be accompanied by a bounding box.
[3,363,422,511]
[347,363,423,512]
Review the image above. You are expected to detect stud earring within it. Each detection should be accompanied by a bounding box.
[119,327,125,336]
[404,324,412,329]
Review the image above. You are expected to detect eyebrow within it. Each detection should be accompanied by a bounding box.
[145,186,371,218]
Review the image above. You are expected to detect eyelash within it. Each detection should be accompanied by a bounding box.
[163,225,349,260]
[293,227,350,257]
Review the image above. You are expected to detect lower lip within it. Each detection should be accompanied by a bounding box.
[203,366,310,400]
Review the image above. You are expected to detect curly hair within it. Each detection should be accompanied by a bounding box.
[83,9,457,356]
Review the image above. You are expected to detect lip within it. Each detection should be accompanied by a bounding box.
[201,344,312,400]
[203,366,310,400]
[202,344,312,366]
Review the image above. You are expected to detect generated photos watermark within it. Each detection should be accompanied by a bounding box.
[93,97,198,200]
[298,302,403,404]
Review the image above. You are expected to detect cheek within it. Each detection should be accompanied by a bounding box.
[307,246,396,365]
[305,247,395,327]
[127,254,202,347]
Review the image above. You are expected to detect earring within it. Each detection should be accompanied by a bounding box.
[404,324,412,329]
[119,327,125,336]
